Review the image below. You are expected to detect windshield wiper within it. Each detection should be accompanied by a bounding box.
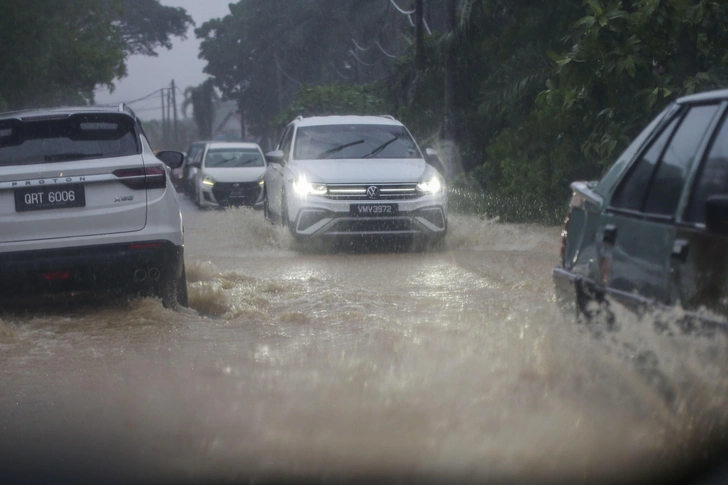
[44,153,103,162]
[316,139,364,159]
[362,136,398,159]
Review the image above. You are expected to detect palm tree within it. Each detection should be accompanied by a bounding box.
[181,79,218,140]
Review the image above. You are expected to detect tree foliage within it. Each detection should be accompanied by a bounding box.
[194,0,728,222]
[197,0,433,139]
[182,79,219,140]
[0,0,192,111]
[272,83,389,127]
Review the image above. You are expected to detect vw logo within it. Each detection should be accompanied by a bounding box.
[366,186,380,199]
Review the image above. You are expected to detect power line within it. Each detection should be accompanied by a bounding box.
[389,0,431,34]
[123,88,167,105]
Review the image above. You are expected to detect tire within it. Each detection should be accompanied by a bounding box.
[263,190,272,222]
[281,191,296,232]
[157,265,188,311]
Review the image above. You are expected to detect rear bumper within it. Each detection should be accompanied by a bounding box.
[0,241,183,295]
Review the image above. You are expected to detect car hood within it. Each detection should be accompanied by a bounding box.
[294,158,429,183]
[202,166,266,183]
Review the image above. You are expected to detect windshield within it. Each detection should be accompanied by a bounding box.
[204,147,264,167]
[0,114,139,166]
[293,124,421,160]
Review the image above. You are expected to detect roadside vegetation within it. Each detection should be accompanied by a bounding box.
[4,0,728,223]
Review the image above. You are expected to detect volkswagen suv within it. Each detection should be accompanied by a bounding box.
[554,89,728,327]
[0,105,188,309]
[263,115,447,246]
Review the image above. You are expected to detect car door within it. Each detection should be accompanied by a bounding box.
[597,103,721,308]
[267,125,294,217]
[669,103,728,316]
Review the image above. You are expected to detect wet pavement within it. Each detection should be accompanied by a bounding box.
[1,196,727,484]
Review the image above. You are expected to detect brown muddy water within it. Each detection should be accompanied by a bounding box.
[1,197,727,484]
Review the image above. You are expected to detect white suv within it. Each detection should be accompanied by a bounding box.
[263,115,447,245]
[0,105,188,309]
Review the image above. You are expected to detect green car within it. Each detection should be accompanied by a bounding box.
[553,89,728,327]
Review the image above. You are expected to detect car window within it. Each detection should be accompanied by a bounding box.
[187,144,204,164]
[686,111,728,223]
[611,116,679,211]
[292,124,420,160]
[203,147,265,168]
[279,126,294,159]
[0,113,139,166]
[643,104,719,215]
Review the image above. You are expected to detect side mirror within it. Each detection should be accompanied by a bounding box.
[266,149,285,165]
[156,150,184,169]
[706,195,728,235]
[424,148,446,179]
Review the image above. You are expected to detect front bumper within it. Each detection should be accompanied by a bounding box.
[201,181,263,208]
[0,241,184,296]
[288,193,447,239]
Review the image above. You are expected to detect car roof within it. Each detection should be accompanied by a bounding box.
[293,115,403,128]
[206,142,261,150]
[678,89,728,105]
[0,104,137,121]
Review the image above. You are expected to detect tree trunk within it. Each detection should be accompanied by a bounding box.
[443,0,456,140]
[415,0,426,70]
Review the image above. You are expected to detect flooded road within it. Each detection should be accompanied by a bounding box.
[1,197,728,484]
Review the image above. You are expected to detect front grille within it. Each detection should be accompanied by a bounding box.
[325,183,419,200]
[328,219,417,234]
[212,182,261,206]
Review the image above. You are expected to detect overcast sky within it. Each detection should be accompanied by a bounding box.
[94,0,232,120]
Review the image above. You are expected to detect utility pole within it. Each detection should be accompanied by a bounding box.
[171,80,178,146]
[160,88,167,146]
[166,87,173,146]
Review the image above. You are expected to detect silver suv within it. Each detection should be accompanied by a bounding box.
[0,105,188,309]
[263,115,447,246]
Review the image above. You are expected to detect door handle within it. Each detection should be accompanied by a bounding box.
[671,239,689,262]
[603,224,617,245]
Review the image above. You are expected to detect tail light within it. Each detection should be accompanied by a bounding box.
[43,271,71,281]
[113,166,167,190]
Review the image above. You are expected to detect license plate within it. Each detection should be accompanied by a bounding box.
[230,190,245,196]
[350,203,398,217]
[15,185,86,212]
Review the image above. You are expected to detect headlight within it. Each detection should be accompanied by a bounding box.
[292,174,326,196]
[417,176,443,194]
[202,176,215,187]
[257,174,265,186]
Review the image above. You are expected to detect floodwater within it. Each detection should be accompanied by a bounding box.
[1,197,727,484]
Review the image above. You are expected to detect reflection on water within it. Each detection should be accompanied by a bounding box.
[0,207,727,483]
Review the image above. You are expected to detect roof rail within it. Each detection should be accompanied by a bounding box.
[378,115,395,120]
[295,115,304,121]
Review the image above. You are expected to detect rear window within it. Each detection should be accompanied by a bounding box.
[0,113,139,166]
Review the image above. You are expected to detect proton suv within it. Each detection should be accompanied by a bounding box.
[0,105,188,309]
[263,115,447,246]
